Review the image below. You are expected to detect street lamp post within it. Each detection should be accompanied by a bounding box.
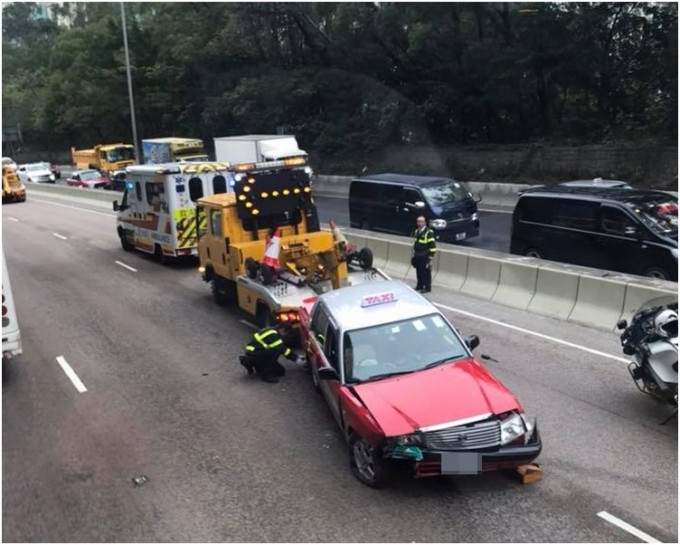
[120,2,139,163]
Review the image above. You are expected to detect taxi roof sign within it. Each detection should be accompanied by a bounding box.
[361,291,396,308]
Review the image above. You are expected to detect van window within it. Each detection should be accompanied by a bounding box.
[210,209,222,236]
[379,184,402,203]
[404,188,421,205]
[135,181,142,201]
[553,199,599,230]
[146,182,165,206]
[600,207,636,236]
[188,177,204,202]
[517,197,554,224]
[421,179,469,205]
[213,175,227,194]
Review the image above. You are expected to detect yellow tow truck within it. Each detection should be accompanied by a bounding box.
[2,165,26,203]
[195,157,389,328]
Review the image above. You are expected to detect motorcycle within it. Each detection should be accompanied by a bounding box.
[617,296,678,424]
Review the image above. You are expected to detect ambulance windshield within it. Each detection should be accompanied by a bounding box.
[343,313,467,384]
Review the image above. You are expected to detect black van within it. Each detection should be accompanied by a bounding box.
[349,173,481,242]
[510,187,678,281]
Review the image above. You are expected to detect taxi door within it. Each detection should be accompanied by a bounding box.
[309,305,343,426]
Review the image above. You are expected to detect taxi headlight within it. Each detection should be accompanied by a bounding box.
[395,433,423,446]
[429,219,447,230]
[49,174,55,181]
[500,412,526,445]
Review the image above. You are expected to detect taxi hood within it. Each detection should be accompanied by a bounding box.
[350,358,521,437]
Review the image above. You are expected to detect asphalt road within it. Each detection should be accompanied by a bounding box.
[2,196,677,543]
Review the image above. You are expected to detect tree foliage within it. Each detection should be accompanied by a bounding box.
[2,2,677,169]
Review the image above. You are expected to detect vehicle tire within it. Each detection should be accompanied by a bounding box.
[245,257,258,279]
[358,247,373,270]
[643,267,671,281]
[360,220,371,231]
[118,229,133,252]
[256,304,275,328]
[154,244,168,265]
[525,248,544,259]
[349,434,395,488]
[211,277,233,307]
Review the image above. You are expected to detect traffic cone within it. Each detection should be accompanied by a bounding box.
[329,220,354,254]
[260,227,282,269]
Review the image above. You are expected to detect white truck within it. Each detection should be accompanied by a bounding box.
[2,250,22,361]
[214,135,310,165]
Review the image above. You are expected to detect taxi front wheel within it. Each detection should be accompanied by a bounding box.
[349,434,395,488]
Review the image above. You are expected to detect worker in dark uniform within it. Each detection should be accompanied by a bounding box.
[239,323,297,383]
[411,215,437,293]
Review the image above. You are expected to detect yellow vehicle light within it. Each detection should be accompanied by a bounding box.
[245,202,253,208]
[243,186,251,192]
[238,194,246,201]
[247,177,255,184]
[293,188,301,194]
[252,209,260,215]
[283,189,290,196]
[304,186,311,193]
[234,163,255,172]
[198,266,205,273]
[283,156,307,167]
[260,192,269,198]
[272,190,280,197]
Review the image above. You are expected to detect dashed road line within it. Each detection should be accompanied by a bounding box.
[55,356,88,393]
[433,302,628,363]
[597,511,661,543]
[52,232,68,240]
[30,198,116,218]
[6,216,19,222]
[115,260,138,273]
[239,319,259,330]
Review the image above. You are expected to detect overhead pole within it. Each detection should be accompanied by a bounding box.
[120,2,139,162]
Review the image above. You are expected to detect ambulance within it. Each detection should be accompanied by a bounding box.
[2,250,22,361]
[113,162,234,261]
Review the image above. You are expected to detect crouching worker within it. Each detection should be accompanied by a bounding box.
[239,323,297,383]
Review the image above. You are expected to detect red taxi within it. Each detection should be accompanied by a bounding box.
[300,280,542,488]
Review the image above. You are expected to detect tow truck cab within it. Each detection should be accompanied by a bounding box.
[299,280,541,488]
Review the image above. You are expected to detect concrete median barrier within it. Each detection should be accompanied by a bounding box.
[460,255,502,300]
[568,275,628,330]
[433,251,468,291]
[491,261,539,309]
[383,240,413,278]
[620,282,679,324]
[26,181,120,210]
[527,266,580,320]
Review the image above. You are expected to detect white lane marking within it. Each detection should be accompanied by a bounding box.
[479,208,513,214]
[6,216,19,222]
[115,260,138,273]
[239,319,259,330]
[30,198,116,218]
[597,511,661,543]
[433,302,628,363]
[55,356,88,393]
[52,232,68,240]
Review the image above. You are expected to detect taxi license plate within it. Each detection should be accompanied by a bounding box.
[441,452,481,475]
[455,232,467,241]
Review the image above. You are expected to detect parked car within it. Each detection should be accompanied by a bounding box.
[349,173,481,242]
[2,157,17,171]
[558,178,633,189]
[300,280,541,487]
[66,169,109,189]
[510,186,678,281]
[17,162,55,183]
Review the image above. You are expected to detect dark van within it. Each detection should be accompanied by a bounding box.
[510,187,678,281]
[349,173,481,242]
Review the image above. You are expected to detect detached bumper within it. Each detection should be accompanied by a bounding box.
[400,429,542,478]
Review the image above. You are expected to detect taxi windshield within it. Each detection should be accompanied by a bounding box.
[343,313,467,384]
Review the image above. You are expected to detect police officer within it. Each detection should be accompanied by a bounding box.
[239,324,297,383]
[412,215,436,293]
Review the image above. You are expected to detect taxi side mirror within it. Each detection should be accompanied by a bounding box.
[318,367,338,381]
[465,335,480,351]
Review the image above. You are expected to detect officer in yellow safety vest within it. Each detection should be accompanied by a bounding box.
[411,215,437,293]
[239,324,297,383]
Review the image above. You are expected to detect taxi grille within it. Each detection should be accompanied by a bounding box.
[423,419,500,451]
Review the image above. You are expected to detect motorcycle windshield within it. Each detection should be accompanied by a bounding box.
[635,295,679,314]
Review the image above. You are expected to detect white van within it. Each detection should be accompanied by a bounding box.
[2,250,22,360]
[114,162,234,260]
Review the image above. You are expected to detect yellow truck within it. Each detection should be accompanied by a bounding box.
[71,143,136,181]
[195,157,389,328]
[142,137,209,164]
[2,165,26,203]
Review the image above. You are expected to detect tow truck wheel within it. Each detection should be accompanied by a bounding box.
[358,247,373,270]
[349,434,395,488]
